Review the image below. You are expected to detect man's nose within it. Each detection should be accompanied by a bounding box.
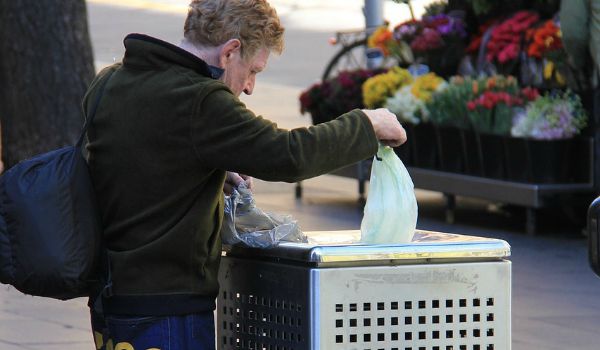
[243,77,255,95]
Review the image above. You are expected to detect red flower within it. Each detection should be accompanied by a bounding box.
[526,20,562,59]
[337,72,355,88]
[466,20,497,53]
[467,101,477,111]
[482,97,494,109]
[484,11,540,64]
[521,86,540,101]
[467,36,482,53]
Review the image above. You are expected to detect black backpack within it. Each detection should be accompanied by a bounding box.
[0,71,113,300]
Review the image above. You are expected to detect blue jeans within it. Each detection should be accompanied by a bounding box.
[90,310,215,350]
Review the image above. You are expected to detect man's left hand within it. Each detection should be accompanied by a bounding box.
[224,172,254,195]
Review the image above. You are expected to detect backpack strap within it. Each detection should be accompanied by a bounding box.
[76,69,116,148]
[79,69,116,314]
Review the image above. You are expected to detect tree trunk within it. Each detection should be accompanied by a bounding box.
[0,0,95,168]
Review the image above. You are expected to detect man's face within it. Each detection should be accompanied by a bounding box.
[221,47,269,97]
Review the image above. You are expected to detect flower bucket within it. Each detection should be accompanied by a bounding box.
[461,129,483,176]
[435,125,464,173]
[412,122,438,169]
[527,138,573,183]
[570,136,593,183]
[422,43,464,79]
[477,133,507,180]
[503,137,530,182]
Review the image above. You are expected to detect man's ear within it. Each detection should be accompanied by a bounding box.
[219,39,242,67]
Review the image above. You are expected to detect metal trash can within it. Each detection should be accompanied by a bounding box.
[217,230,511,350]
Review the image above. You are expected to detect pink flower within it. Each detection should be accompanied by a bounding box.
[410,28,444,52]
[498,43,519,64]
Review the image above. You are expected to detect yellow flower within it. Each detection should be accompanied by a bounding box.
[362,67,413,108]
[368,26,393,56]
[556,70,566,85]
[411,73,445,102]
[544,61,555,80]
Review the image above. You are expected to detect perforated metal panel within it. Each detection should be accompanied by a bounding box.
[217,258,511,350]
[218,258,311,350]
[314,262,510,350]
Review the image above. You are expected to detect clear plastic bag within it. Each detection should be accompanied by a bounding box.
[221,184,307,248]
[360,144,418,244]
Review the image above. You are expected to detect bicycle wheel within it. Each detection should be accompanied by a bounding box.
[321,38,368,81]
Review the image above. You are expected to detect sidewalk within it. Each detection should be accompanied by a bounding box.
[1,1,600,349]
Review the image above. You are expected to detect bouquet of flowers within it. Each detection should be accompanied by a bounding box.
[368,26,394,56]
[388,19,424,64]
[388,14,467,77]
[385,85,423,124]
[299,69,383,124]
[411,27,444,52]
[408,14,468,77]
[467,91,525,134]
[411,72,448,102]
[485,11,539,68]
[526,20,562,58]
[511,90,587,139]
[524,19,567,87]
[426,76,478,128]
[362,67,413,108]
[384,72,447,124]
[465,75,539,134]
[394,19,423,45]
[423,14,468,39]
[426,75,539,131]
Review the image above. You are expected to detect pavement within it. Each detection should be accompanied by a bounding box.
[2,1,600,349]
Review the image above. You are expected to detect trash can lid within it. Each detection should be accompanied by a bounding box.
[223,230,511,266]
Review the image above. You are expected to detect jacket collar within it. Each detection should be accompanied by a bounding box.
[122,33,224,79]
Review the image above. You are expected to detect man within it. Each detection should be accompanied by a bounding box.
[560,0,600,91]
[560,0,600,195]
[85,0,406,349]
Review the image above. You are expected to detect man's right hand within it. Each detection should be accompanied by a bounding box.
[362,108,407,148]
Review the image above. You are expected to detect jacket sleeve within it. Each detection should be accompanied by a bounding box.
[560,0,590,70]
[190,84,378,182]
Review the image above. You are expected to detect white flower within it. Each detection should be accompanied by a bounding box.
[510,108,529,138]
[384,85,424,124]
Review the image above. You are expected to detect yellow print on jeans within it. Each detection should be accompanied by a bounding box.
[94,331,160,350]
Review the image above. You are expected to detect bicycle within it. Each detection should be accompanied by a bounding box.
[321,29,369,82]
[320,0,415,82]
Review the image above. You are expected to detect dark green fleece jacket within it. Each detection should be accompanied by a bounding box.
[84,34,378,315]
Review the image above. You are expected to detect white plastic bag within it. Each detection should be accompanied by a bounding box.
[360,144,418,244]
[221,184,307,248]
